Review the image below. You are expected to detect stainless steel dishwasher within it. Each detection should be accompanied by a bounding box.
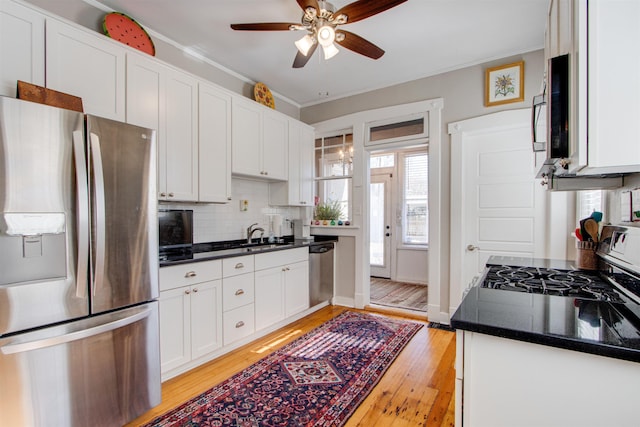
[309,242,335,306]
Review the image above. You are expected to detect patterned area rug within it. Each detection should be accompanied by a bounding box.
[144,311,422,427]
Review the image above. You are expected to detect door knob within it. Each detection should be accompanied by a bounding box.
[466,244,480,251]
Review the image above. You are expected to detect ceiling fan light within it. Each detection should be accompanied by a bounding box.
[322,42,339,60]
[317,25,335,47]
[295,34,315,56]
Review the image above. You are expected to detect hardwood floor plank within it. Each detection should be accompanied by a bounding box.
[125,305,456,427]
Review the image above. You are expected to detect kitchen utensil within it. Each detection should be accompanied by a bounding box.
[584,218,599,242]
[575,228,582,241]
[590,211,603,222]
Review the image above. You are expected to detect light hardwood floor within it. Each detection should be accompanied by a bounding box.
[126,305,456,427]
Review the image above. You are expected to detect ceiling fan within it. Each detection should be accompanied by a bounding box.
[230,0,407,68]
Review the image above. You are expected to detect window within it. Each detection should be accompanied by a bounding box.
[315,132,353,220]
[370,154,394,169]
[402,152,428,245]
[577,190,603,221]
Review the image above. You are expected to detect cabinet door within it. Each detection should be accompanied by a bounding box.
[164,68,199,201]
[254,266,284,330]
[284,261,309,317]
[0,1,45,97]
[125,53,166,197]
[45,19,125,120]
[298,124,315,205]
[199,82,232,202]
[232,99,262,177]
[159,287,191,374]
[190,280,223,360]
[262,109,288,180]
[584,0,640,173]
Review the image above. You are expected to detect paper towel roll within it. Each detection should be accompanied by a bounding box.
[272,214,283,237]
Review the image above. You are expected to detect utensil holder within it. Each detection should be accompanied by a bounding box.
[576,241,598,270]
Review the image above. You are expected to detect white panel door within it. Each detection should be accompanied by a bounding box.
[449,109,547,311]
[231,99,262,177]
[159,287,190,374]
[284,261,309,317]
[0,1,45,97]
[254,267,284,330]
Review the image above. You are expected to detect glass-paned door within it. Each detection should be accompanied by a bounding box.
[370,174,391,278]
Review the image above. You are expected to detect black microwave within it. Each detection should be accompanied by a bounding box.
[158,209,193,251]
[547,54,570,160]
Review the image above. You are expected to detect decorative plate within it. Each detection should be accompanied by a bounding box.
[254,82,275,109]
[103,12,155,56]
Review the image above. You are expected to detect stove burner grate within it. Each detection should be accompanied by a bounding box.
[482,265,624,303]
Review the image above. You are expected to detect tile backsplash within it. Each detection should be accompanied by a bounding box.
[160,178,303,243]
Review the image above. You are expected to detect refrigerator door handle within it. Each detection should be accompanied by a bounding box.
[89,132,106,295]
[72,130,89,298]
[0,307,152,355]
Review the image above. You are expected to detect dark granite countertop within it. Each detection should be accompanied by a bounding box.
[451,257,640,363]
[159,235,338,267]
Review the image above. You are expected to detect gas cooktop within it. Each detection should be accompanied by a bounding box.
[481,265,625,303]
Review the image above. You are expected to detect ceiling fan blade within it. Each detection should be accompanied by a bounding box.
[296,0,320,13]
[336,30,384,59]
[333,0,407,24]
[230,23,298,31]
[293,43,318,68]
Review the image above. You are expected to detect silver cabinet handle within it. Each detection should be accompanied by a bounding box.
[185,271,197,278]
[235,263,244,269]
[159,192,166,197]
[466,245,480,252]
[185,289,191,295]
[235,321,245,328]
[235,289,245,296]
[193,288,198,293]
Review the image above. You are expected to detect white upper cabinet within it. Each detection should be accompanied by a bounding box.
[270,119,315,206]
[232,97,288,181]
[0,0,45,97]
[199,82,232,203]
[546,0,640,175]
[126,52,199,202]
[46,18,125,121]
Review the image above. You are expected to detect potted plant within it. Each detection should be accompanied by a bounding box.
[314,200,343,225]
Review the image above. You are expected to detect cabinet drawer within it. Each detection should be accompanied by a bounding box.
[160,260,222,291]
[223,274,255,311]
[255,247,307,270]
[223,303,255,345]
[222,255,255,277]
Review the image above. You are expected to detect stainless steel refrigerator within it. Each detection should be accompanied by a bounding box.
[0,96,161,426]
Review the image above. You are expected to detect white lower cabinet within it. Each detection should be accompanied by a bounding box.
[159,248,311,379]
[222,256,256,346]
[255,247,309,331]
[159,260,223,377]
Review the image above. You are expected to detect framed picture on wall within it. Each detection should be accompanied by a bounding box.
[485,61,524,106]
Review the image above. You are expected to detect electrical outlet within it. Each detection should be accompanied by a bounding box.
[240,199,249,211]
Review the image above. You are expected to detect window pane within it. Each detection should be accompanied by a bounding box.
[315,178,351,220]
[403,153,428,244]
[577,190,602,220]
[370,154,395,169]
[370,118,424,142]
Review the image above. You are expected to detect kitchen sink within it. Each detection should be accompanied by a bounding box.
[242,243,293,252]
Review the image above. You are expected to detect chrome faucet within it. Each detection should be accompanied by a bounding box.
[247,223,265,244]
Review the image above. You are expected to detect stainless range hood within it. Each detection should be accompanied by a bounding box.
[536,159,624,191]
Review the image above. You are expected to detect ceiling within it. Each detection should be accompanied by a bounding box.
[93,0,549,107]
